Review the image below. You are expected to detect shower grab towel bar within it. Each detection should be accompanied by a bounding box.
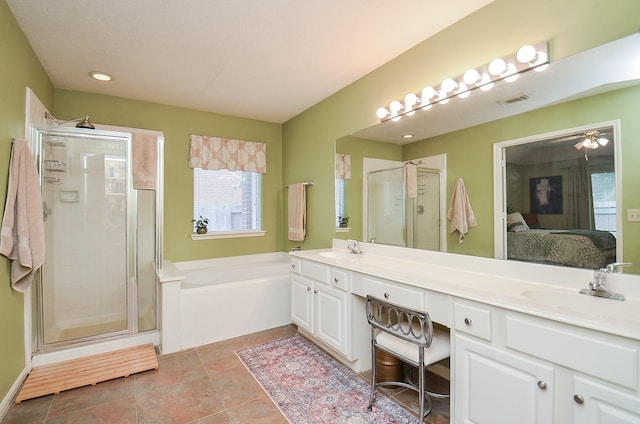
[286,181,314,188]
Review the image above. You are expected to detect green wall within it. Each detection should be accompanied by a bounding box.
[0,0,53,405]
[53,90,283,262]
[282,0,640,252]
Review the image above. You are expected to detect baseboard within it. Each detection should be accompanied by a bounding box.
[0,365,30,421]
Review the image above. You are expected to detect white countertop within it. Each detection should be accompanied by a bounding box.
[290,240,640,341]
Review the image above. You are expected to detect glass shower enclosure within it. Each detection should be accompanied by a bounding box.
[367,166,441,250]
[31,125,157,351]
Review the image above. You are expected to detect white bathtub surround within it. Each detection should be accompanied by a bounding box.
[290,239,640,423]
[159,253,292,353]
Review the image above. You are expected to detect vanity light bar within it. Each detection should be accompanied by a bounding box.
[376,42,549,123]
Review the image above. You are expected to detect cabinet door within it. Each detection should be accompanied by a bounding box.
[291,276,313,333]
[314,282,348,355]
[572,376,640,424]
[455,335,554,424]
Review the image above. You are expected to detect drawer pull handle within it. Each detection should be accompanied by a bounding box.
[464,317,472,326]
[537,381,547,390]
[306,286,311,292]
[314,289,318,294]
[291,264,296,270]
[573,394,584,405]
[334,277,339,283]
[384,292,390,299]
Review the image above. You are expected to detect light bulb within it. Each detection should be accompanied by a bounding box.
[597,137,609,146]
[488,58,507,76]
[517,45,537,63]
[441,78,457,93]
[503,64,520,82]
[421,86,436,102]
[404,93,418,107]
[463,69,481,85]
[455,82,470,98]
[389,100,403,113]
[582,138,591,148]
[376,107,389,119]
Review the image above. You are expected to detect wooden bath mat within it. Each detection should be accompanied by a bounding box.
[15,343,158,403]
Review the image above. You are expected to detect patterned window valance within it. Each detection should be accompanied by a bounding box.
[189,134,267,173]
[335,153,351,179]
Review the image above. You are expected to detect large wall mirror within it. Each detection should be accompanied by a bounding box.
[335,33,640,274]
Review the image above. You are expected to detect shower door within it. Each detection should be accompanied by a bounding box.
[32,126,134,348]
[367,167,405,246]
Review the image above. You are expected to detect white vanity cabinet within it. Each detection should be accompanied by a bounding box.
[453,299,640,424]
[290,258,352,358]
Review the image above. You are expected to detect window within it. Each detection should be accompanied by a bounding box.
[194,168,262,232]
[591,171,616,236]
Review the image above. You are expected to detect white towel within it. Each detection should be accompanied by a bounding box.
[0,139,45,291]
[288,183,306,241]
[404,163,417,199]
[447,178,477,243]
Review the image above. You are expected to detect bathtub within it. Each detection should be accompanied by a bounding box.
[171,253,292,350]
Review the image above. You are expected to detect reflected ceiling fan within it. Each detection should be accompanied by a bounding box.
[548,129,612,160]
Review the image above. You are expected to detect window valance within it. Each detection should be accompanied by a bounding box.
[189,134,267,173]
[335,153,351,179]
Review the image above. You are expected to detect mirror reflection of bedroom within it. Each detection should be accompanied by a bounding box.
[499,122,618,270]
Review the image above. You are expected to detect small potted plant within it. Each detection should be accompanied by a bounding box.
[338,216,350,228]
[193,216,209,234]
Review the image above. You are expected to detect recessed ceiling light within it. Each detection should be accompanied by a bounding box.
[89,71,113,82]
[402,134,414,139]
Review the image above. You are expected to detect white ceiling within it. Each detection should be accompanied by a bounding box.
[6,0,493,123]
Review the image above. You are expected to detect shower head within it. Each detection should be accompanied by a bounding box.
[75,116,95,129]
[44,112,95,129]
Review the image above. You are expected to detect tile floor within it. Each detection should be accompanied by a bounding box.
[2,325,450,423]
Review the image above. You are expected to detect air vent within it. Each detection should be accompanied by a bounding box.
[497,93,530,105]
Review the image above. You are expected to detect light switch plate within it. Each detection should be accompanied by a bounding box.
[627,209,640,222]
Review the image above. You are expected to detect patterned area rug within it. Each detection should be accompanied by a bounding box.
[235,333,418,424]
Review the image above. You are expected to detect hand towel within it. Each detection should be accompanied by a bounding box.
[288,183,306,241]
[132,132,158,190]
[404,163,417,198]
[447,178,477,243]
[0,139,45,291]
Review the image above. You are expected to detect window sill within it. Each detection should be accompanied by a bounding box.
[191,230,266,240]
[336,227,351,233]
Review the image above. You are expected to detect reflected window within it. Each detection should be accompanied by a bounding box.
[592,171,616,236]
[335,178,346,227]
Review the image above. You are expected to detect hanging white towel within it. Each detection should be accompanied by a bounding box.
[404,163,417,199]
[447,178,477,243]
[0,139,45,292]
[288,183,306,241]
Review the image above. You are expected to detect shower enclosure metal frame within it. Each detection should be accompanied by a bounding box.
[30,125,157,352]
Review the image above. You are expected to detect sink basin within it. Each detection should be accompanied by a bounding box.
[318,251,355,259]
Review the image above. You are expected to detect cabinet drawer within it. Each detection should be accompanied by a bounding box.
[506,316,639,390]
[362,276,423,310]
[454,302,492,341]
[329,268,350,291]
[290,257,301,275]
[301,261,330,283]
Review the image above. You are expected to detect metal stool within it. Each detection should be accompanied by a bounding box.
[366,295,451,422]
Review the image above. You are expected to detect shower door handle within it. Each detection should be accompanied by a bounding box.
[43,201,52,222]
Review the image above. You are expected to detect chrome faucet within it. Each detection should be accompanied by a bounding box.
[579,262,631,301]
[347,239,362,254]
